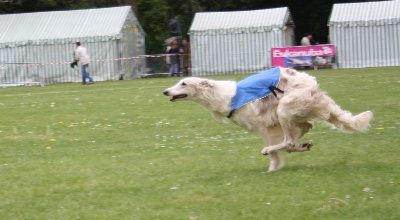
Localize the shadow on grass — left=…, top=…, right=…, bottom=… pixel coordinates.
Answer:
left=241, top=158, right=390, bottom=177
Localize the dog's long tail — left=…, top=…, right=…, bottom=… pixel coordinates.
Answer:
left=327, top=101, right=373, bottom=133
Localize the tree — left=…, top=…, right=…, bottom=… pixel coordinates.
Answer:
left=137, top=0, right=170, bottom=53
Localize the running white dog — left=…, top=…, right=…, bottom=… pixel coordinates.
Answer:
left=163, top=67, right=373, bottom=172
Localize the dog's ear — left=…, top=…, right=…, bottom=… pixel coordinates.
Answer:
left=198, top=79, right=214, bottom=88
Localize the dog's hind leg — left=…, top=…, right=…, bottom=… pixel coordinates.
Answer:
left=287, top=122, right=313, bottom=153
left=296, top=122, right=313, bottom=140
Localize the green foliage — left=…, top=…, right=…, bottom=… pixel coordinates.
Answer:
left=0, top=67, right=399, bottom=219
left=137, top=0, right=170, bottom=53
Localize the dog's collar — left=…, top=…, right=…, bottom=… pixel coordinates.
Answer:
left=226, top=68, right=282, bottom=118
left=227, top=110, right=234, bottom=118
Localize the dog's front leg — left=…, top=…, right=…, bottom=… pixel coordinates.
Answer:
left=259, top=126, right=285, bottom=172
left=268, top=152, right=284, bottom=172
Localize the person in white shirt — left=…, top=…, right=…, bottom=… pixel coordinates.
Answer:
left=300, top=34, right=313, bottom=46
left=75, top=42, right=94, bottom=85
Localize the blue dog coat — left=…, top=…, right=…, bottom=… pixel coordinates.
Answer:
left=228, top=67, right=281, bottom=118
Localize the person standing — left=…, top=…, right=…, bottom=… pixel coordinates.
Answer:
left=300, top=34, right=314, bottom=69
left=300, top=33, right=313, bottom=46
left=168, top=17, right=181, bottom=37
left=167, top=41, right=181, bottom=77
left=75, top=41, right=94, bottom=85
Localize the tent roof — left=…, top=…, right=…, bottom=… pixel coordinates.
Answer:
left=329, top=0, right=400, bottom=27
left=0, top=6, right=143, bottom=45
left=189, top=7, right=293, bottom=35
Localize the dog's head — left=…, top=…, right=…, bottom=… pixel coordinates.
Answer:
left=163, top=77, right=214, bottom=102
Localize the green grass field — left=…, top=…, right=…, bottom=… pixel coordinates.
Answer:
left=1, top=67, right=399, bottom=219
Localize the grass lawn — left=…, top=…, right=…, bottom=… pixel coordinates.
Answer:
left=0, top=67, right=399, bottom=219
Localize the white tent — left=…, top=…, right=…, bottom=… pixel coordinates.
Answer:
left=0, top=6, right=145, bottom=86
left=189, top=7, right=295, bottom=76
left=328, top=0, right=400, bottom=68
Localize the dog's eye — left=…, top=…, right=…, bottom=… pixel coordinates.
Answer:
left=181, top=82, right=186, bottom=86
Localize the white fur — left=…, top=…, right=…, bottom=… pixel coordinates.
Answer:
left=163, top=67, right=373, bottom=172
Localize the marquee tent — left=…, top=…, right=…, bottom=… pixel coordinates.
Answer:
left=328, top=0, right=400, bottom=68
left=0, top=6, right=145, bottom=86
left=189, top=7, right=295, bottom=76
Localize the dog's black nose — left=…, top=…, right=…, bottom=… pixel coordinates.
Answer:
left=163, top=90, right=169, bottom=96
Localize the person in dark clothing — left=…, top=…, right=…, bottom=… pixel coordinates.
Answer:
left=168, top=41, right=181, bottom=77
left=168, top=17, right=181, bottom=37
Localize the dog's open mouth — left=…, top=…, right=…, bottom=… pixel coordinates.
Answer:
left=170, top=94, right=188, bottom=101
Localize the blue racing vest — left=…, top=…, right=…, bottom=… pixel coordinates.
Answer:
left=228, top=67, right=281, bottom=118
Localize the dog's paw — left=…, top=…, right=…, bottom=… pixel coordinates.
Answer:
left=261, top=147, right=271, bottom=155
left=286, top=142, right=313, bottom=153
left=301, top=142, right=313, bottom=150
left=267, top=167, right=278, bottom=172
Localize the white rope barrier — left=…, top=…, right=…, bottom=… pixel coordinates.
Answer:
left=0, top=54, right=189, bottom=67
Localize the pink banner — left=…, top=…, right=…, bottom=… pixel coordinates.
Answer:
left=271, top=44, right=335, bottom=67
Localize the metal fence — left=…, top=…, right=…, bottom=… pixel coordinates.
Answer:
left=0, top=53, right=191, bottom=87
left=144, top=54, right=190, bottom=77
left=0, top=58, right=144, bottom=87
